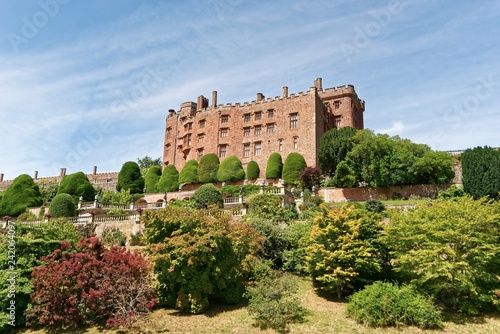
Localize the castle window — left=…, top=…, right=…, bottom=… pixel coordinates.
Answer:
left=198, top=133, right=205, bottom=143
left=254, top=142, right=262, bottom=156
left=199, top=119, right=205, bottom=128
left=187, top=134, right=192, bottom=146
left=166, top=127, right=172, bottom=140
left=293, top=137, right=298, bottom=149
left=221, top=115, right=229, bottom=123
left=243, top=127, right=251, bottom=137
left=165, top=144, right=171, bottom=155
left=254, top=125, right=262, bottom=135
left=334, top=100, right=340, bottom=109
left=244, top=114, right=251, bottom=122
left=221, top=128, right=229, bottom=137
left=244, top=144, right=250, bottom=157
left=279, top=140, right=283, bottom=152
left=255, top=111, right=262, bottom=121
left=334, top=115, right=341, bottom=128
left=290, top=113, right=298, bottom=128
left=267, top=123, right=274, bottom=133
left=268, top=109, right=274, bottom=118
left=198, top=148, right=204, bottom=158
left=219, top=145, right=227, bottom=158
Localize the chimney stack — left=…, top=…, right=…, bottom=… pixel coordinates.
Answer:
left=283, top=86, right=288, bottom=98
left=212, top=91, right=217, bottom=108
left=34, top=171, right=38, bottom=180
left=60, top=168, right=66, bottom=178
left=93, top=166, right=97, bottom=175
left=0, top=173, right=3, bottom=182
left=314, top=77, right=323, bottom=91
left=257, top=93, right=265, bottom=102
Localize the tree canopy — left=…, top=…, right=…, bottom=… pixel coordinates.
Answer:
left=318, top=126, right=357, bottom=176
left=137, top=156, right=162, bottom=176
left=116, top=161, right=145, bottom=194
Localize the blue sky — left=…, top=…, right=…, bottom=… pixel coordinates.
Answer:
left=1, top=0, right=499, bottom=180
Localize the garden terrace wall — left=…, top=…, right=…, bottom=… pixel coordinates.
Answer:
left=319, top=184, right=452, bottom=202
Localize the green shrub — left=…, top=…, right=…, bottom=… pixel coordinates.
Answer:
left=100, top=188, right=132, bottom=205
left=247, top=194, right=286, bottom=222
left=436, top=184, right=466, bottom=200
left=346, top=282, right=442, bottom=329
left=217, top=155, right=245, bottom=182
left=129, top=232, right=146, bottom=246
left=282, top=153, right=307, bottom=186
left=245, top=272, right=308, bottom=333
left=144, top=165, right=162, bottom=193
left=49, top=193, right=76, bottom=218
left=101, top=227, right=126, bottom=246
left=246, top=160, right=260, bottom=179
left=57, top=172, right=96, bottom=200
left=191, top=184, right=223, bottom=209
left=17, top=210, right=38, bottom=222
left=364, top=200, right=385, bottom=213
left=246, top=218, right=290, bottom=269
left=265, top=153, right=283, bottom=179
left=0, top=174, right=43, bottom=216
left=157, top=164, right=180, bottom=192
left=117, top=161, right=145, bottom=194
left=219, top=184, right=260, bottom=198
left=179, top=159, right=199, bottom=184
left=197, top=153, right=219, bottom=183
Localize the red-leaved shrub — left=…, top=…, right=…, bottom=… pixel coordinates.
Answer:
left=27, top=236, right=157, bottom=329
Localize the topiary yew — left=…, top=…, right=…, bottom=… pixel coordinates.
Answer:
left=198, top=153, right=219, bottom=183
left=217, top=155, right=245, bottom=182
left=246, top=160, right=260, bottom=179
left=49, top=193, right=76, bottom=218
left=117, top=161, right=145, bottom=194
left=157, top=164, right=180, bottom=192
left=57, top=172, right=95, bottom=201
left=144, top=165, right=162, bottom=193
left=191, top=183, right=223, bottom=209
left=265, top=153, right=283, bottom=179
left=282, top=153, right=307, bottom=185
left=179, top=159, right=199, bottom=184
left=0, top=174, right=43, bottom=216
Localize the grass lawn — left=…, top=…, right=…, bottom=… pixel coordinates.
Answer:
left=20, top=276, right=500, bottom=334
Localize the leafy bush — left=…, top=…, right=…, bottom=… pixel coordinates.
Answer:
left=219, top=184, right=260, bottom=198
left=129, top=232, right=146, bottom=246
left=436, top=184, right=465, bottom=200
left=116, top=161, right=145, bottom=194
left=144, top=207, right=262, bottom=313
left=282, top=221, right=313, bottom=274
left=157, top=164, right=180, bottom=192
left=99, top=188, right=132, bottom=205
left=332, top=161, right=356, bottom=188
left=246, top=160, right=260, bottom=179
left=299, top=167, right=322, bottom=190
left=246, top=218, right=290, bottom=269
left=306, top=205, right=383, bottom=297
left=346, top=282, right=442, bottom=329
left=49, top=193, right=76, bottom=218
left=17, top=210, right=38, bottom=222
left=197, top=153, right=219, bottom=183
left=191, top=184, right=223, bottom=209
left=179, top=159, right=199, bottom=184
left=217, top=155, right=245, bottom=182
left=384, top=197, right=500, bottom=315
left=318, top=126, right=357, bottom=176
left=265, top=153, right=283, bottom=179
left=101, top=227, right=126, bottom=246
left=57, top=172, right=95, bottom=200
left=0, top=221, right=79, bottom=330
left=0, top=174, right=43, bottom=217
left=27, top=237, right=157, bottom=329
left=247, top=194, right=286, bottom=222
left=364, top=200, right=385, bottom=213
left=144, top=165, right=162, bottom=193
left=245, top=272, right=308, bottom=333
left=282, top=153, right=307, bottom=186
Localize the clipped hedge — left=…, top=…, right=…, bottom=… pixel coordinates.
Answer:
left=217, top=155, right=245, bottom=182
left=191, top=183, right=223, bottom=209
left=282, top=153, right=307, bottom=185
left=57, top=172, right=95, bottom=200
left=246, top=160, right=260, bottom=179
left=144, top=165, right=162, bottom=193
left=179, top=159, right=199, bottom=184
left=198, top=153, right=219, bottom=183
left=0, top=174, right=43, bottom=216
left=49, top=193, right=76, bottom=218
left=157, top=165, right=180, bottom=192
left=265, top=153, right=283, bottom=179
left=117, top=161, right=145, bottom=194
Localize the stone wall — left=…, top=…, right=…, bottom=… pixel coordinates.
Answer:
left=319, top=184, right=452, bottom=202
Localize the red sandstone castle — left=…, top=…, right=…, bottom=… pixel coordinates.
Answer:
left=163, top=78, right=365, bottom=177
